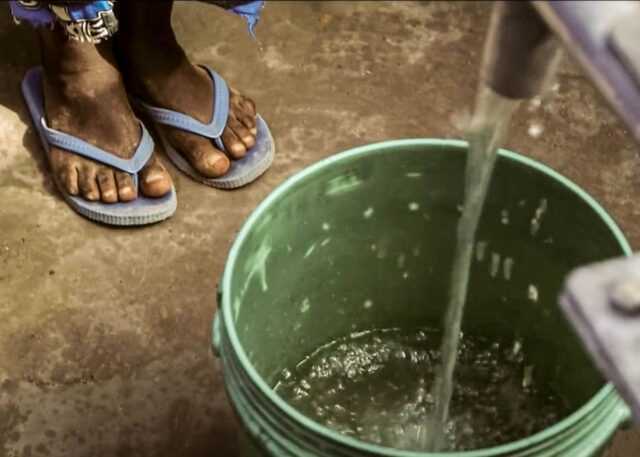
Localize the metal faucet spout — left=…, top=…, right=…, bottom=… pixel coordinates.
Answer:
left=482, top=1, right=559, bottom=100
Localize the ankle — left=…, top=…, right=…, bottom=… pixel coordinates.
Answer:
left=117, top=32, right=187, bottom=72
left=115, top=0, right=176, bottom=48
left=39, top=27, right=121, bottom=83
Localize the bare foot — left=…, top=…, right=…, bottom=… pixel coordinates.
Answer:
left=115, top=0, right=258, bottom=179
left=39, top=26, right=172, bottom=203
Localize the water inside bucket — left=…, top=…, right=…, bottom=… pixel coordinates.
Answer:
left=274, top=327, right=570, bottom=452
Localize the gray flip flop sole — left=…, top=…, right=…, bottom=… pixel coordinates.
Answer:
left=22, top=67, right=177, bottom=226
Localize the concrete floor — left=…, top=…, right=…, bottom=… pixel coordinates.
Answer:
left=1, top=1, right=639, bottom=456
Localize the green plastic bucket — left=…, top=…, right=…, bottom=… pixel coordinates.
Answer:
left=213, top=139, right=632, bottom=456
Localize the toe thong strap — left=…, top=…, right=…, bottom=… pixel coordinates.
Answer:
left=136, top=66, right=230, bottom=150
left=41, top=118, right=154, bottom=175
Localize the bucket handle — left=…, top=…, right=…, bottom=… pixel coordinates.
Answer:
left=211, top=283, right=224, bottom=357
left=212, top=312, right=222, bottom=357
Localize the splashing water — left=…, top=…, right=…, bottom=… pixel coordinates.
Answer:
left=274, top=328, right=569, bottom=452
left=427, top=86, right=521, bottom=450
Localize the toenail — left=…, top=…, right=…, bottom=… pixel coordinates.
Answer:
left=250, top=127, right=257, bottom=135
left=144, top=172, right=164, bottom=184
left=206, top=155, right=229, bottom=175
left=208, top=154, right=226, bottom=166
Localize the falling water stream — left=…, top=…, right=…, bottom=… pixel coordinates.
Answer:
left=427, top=86, right=521, bottom=450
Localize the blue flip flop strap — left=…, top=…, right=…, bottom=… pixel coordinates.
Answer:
left=137, top=66, right=230, bottom=144
left=41, top=118, right=154, bottom=174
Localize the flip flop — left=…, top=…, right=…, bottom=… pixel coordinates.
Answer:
left=135, top=65, right=275, bottom=189
left=21, top=67, right=177, bottom=226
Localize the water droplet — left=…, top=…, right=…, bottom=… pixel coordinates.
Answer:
left=363, top=207, right=374, bottom=219
left=530, top=198, right=548, bottom=236
left=523, top=365, right=535, bottom=389
left=408, top=202, right=420, bottom=212
left=364, top=300, right=373, bottom=309
left=490, top=252, right=501, bottom=278
left=512, top=339, right=522, bottom=357
left=528, top=96, right=542, bottom=111
left=476, top=241, right=487, bottom=262
left=528, top=122, right=544, bottom=138
left=501, top=209, right=510, bottom=225
left=397, top=254, right=406, bottom=269
left=304, top=243, right=316, bottom=258
left=503, top=257, right=514, bottom=280
left=256, top=38, right=266, bottom=55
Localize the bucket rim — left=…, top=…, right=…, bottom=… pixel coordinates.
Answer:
left=219, top=138, right=632, bottom=456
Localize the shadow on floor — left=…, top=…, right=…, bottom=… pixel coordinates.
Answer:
left=0, top=6, right=57, bottom=196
